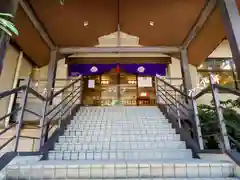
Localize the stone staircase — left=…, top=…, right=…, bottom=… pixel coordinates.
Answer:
left=1, top=106, right=239, bottom=179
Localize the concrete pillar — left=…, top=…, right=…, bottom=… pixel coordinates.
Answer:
left=219, top=0, right=240, bottom=80
left=0, top=0, right=19, bottom=74
left=46, top=50, right=58, bottom=98
left=43, top=50, right=58, bottom=143
left=180, top=49, right=192, bottom=95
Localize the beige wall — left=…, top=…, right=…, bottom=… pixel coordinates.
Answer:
left=19, top=56, right=33, bottom=78
left=0, top=46, right=19, bottom=122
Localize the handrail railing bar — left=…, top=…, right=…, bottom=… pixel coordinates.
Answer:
left=156, top=94, right=178, bottom=115
left=156, top=77, right=190, bottom=99
left=45, top=86, right=81, bottom=116
left=156, top=90, right=178, bottom=109
left=46, top=122, right=57, bottom=133
left=225, top=123, right=240, bottom=134
left=216, top=84, right=240, bottom=97
left=0, top=135, right=15, bottom=150
left=209, top=75, right=231, bottom=151
left=200, top=120, right=219, bottom=126
left=157, top=90, right=189, bottom=117
left=14, top=76, right=31, bottom=152
left=48, top=78, right=81, bottom=101
left=25, top=108, right=42, bottom=118
left=43, top=93, right=81, bottom=142
left=227, top=135, right=240, bottom=149
left=0, top=122, right=17, bottom=136
left=161, top=77, right=183, bottom=80
left=194, top=87, right=212, bottom=99
left=0, top=107, right=21, bottom=122
left=20, top=135, right=40, bottom=139
left=157, top=85, right=190, bottom=111
left=28, top=88, right=45, bottom=101
left=60, top=94, right=81, bottom=118
left=32, top=78, right=78, bottom=81
left=0, top=85, right=26, bottom=99
left=202, top=133, right=221, bottom=137
left=45, top=90, right=81, bottom=124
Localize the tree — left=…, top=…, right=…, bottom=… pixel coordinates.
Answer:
left=198, top=99, right=240, bottom=150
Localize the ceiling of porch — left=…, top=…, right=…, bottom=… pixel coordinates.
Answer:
left=11, top=0, right=239, bottom=67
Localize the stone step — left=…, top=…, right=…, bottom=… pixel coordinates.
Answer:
left=63, top=131, right=179, bottom=137
left=70, top=120, right=170, bottom=124
left=72, top=120, right=169, bottom=123
left=48, top=149, right=192, bottom=160
left=2, top=160, right=235, bottom=179
left=64, top=130, right=176, bottom=135
left=58, top=135, right=181, bottom=142
left=67, top=124, right=172, bottom=128
left=67, top=126, right=172, bottom=129
left=73, top=115, right=166, bottom=118
left=54, top=141, right=186, bottom=151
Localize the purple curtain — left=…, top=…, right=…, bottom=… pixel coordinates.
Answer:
left=120, top=64, right=166, bottom=76
left=68, top=63, right=167, bottom=76
left=68, top=64, right=116, bottom=76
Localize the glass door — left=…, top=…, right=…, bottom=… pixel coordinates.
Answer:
left=119, top=71, right=137, bottom=106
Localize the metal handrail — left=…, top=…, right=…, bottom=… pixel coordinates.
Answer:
left=155, top=76, right=204, bottom=150
left=0, top=75, right=83, bottom=152
left=39, top=76, right=83, bottom=148
left=156, top=74, right=240, bottom=162
left=0, top=85, right=26, bottom=99
left=157, top=77, right=190, bottom=99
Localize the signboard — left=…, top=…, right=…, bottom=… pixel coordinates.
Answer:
left=138, top=77, right=152, bottom=87
left=88, top=80, right=95, bottom=88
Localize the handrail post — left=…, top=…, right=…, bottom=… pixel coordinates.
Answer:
left=70, top=81, right=74, bottom=115
left=80, top=77, right=83, bottom=105
left=59, top=90, right=64, bottom=128
left=43, top=88, right=55, bottom=144
left=176, top=102, right=181, bottom=128
left=191, top=96, right=204, bottom=150
left=14, top=75, right=31, bottom=152
left=155, top=76, right=158, bottom=104
left=209, top=74, right=231, bottom=151
left=39, top=98, right=48, bottom=149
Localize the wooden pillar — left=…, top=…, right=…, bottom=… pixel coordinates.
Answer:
left=180, top=49, right=192, bottom=95
left=219, top=0, right=240, bottom=81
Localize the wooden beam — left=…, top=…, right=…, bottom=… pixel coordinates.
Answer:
left=19, top=0, right=55, bottom=50
left=59, top=46, right=181, bottom=54
left=183, top=0, right=217, bottom=48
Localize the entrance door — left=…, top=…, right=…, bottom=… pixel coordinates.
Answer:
left=119, top=71, right=137, bottom=106
left=81, top=68, right=156, bottom=106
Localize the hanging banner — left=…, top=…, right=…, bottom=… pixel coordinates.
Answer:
left=68, top=64, right=167, bottom=76
left=88, top=80, right=95, bottom=88
left=138, top=77, right=152, bottom=87
left=120, top=64, right=166, bottom=76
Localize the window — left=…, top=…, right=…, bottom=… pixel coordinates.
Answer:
left=198, top=58, right=238, bottom=90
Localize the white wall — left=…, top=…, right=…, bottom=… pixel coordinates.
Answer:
left=19, top=56, right=32, bottom=78
left=32, top=58, right=68, bottom=93
left=209, top=40, right=232, bottom=58
left=196, top=40, right=238, bottom=105
left=168, top=57, right=199, bottom=89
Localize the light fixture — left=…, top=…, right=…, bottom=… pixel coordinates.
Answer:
left=84, top=21, right=89, bottom=27
left=101, top=80, right=109, bottom=85
left=149, top=21, right=154, bottom=26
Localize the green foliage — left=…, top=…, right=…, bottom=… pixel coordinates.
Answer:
left=198, top=99, right=240, bottom=149
left=0, top=13, right=18, bottom=36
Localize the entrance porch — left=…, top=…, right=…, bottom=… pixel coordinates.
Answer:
left=69, top=63, right=167, bottom=106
